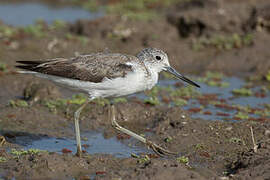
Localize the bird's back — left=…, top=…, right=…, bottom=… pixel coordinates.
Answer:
left=16, top=53, right=144, bottom=83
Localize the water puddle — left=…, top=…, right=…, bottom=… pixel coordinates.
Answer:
left=11, top=132, right=149, bottom=158
left=134, top=76, right=270, bottom=122
left=0, top=2, right=102, bottom=26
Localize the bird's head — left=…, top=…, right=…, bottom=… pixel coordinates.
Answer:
left=137, top=48, right=200, bottom=88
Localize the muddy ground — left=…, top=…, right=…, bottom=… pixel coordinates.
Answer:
left=0, top=0, right=270, bottom=179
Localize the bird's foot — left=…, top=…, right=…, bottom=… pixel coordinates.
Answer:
left=146, top=140, right=177, bottom=157
left=75, top=146, right=82, bottom=157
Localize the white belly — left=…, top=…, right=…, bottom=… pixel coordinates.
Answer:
left=24, top=70, right=158, bottom=99
left=87, top=70, right=158, bottom=98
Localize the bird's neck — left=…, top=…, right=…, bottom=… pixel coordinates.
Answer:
left=142, top=65, right=159, bottom=90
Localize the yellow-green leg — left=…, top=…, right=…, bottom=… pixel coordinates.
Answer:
left=109, top=104, right=177, bottom=156
left=74, top=99, right=89, bottom=157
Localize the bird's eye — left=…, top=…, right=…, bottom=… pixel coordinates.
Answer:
left=155, top=56, right=161, bottom=60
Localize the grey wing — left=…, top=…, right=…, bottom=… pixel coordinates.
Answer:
left=16, top=53, right=137, bottom=83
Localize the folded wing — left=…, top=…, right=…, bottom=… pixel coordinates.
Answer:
left=16, top=53, right=135, bottom=83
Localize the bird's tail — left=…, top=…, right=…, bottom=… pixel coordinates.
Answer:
left=16, top=61, right=43, bottom=71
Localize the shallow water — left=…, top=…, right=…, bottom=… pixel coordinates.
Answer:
left=143, top=77, right=270, bottom=121
left=12, top=132, right=149, bottom=157
left=0, top=2, right=102, bottom=26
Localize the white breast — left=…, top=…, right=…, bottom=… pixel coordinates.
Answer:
left=87, top=68, right=158, bottom=98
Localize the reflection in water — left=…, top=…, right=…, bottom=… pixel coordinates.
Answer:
left=0, top=2, right=103, bottom=26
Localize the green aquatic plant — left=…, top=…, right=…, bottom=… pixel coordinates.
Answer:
left=229, top=137, right=243, bottom=145
left=254, top=108, right=270, bottom=117
left=131, top=153, right=140, bottom=158
left=176, top=156, right=189, bottom=164
left=161, top=86, right=173, bottom=93
left=109, top=4, right=156, bottom=21
left=265, top=70, right=270, bottom=82
left=78, top=36, right=89, bottom=45
left=105, top=0, right=179, bottom=20
left=92, top=98, right=110, bottom=106
left=23, top=24, right=45, bottom=38
left=234, top=112, right=249, bottom=120
left=69, top=94, right=87, bottom=105
left=232, top=88, right=252, bottom=96
left=144, top=96, right=160, bottom=105
left=9, top=100, right=28, bottom=108
left=137, top=155, right=150, bottom=164
left=43, top=98, right=67, bottom=113
left=11, top=149, right=47, bottom=158
left=170, top=86, right=200, bottom=98
left=173, top=98, right=188, bottom=106
left=195, top=71, right=230, bottom=88
left=145, top=86, right=160, bottom=97
left=65, top=33, right=74, bottom=40
left=0, top=157, right=7, bottom=163
left=194, top=143, right=205, bottom=150
left=205, top=71, right=224, bottom=79
left=52, top=19, right=66, bottom=29
left=207, top=80, right=229, bottom=88
left=164, top=136, right=173, bottom=143
left=0, top=26, right=17, bottom=38
left=192, top=33, right=253, bottom=51
left=0, top=63, right=7, bottom=72
left=113, top=97, right=127, bottom=104
left=43, top=94, right=88, bottom=112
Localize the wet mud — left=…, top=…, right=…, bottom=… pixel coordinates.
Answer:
left=0, top=0, right=270, bottom=179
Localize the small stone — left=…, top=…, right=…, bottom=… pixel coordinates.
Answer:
left=265, top=130, right=270, bottom=137
left=181, top=114, right=186, bottom=119
left=219, top=177, right=229, bottom=180
left=225, top=126, right=233, bottom=131
left=8, top=41, right=20, bottom=50
left=23, top=80, right=60, bottom=103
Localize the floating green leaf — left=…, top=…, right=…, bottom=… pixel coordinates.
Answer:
left=235, top=112, right=249, bottom=120
left=174, top=98, right=188, bottom=106
left=232, top=88, right=252, bottom=96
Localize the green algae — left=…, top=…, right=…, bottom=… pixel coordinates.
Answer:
left=9, top=100, right=28, bottom=108
left=232, top=88, right=253, bottom=96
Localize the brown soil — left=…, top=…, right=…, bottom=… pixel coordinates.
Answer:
left=0, top=0, right=270, bottom=179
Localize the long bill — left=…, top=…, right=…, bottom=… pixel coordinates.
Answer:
left=164, top=66, right=200, bottom=88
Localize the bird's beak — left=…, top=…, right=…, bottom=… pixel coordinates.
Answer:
left=164, top=66, right=200, bottom=88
